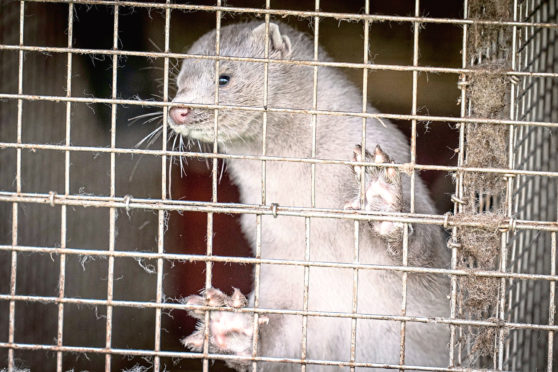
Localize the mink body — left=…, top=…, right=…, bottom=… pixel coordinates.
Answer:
left=169, top=21, right=450, bottom=371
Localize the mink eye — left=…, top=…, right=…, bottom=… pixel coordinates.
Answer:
left=218, top=74, right=230, bottom=87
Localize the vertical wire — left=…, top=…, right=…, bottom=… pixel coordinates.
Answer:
left=547, top=231, right=556, bottom=372
left=251, top=5, right=272, bottom=370
left=56, top=3, right=74, bottom=371
left=449, top=0, right=469, bottom=366
left=350, top=1, right=370, bottom=369
left=105, top=4, right=119, bottom=371
left=535, top=9, right=549, bottom=362
left=506, top=138, right=521, bottom=365
left=8, top=1, right=25, bottom=371
left=398, top=0, right=421, bottom=368
left=302, top=2, right=320, bottom=369
left=496, top=0, right=520, bottom=369
left=310, top=0, right=319, bottom=210
left=153, top=2, right=171, bottom=371
left=252, top=210, right=262, bottom=372
left=547, top=6, right=558, bottom=370
left=301, top=214, right=310, bottom=372
left=518, top=2, right=533, bottom=364
left=350, top=220, right=359, bottom=371
left=506, top=2, right=524, bottom=358
left=510, top=4, right=526, bottom=367
left=202, top=3, right=222, bottom=371
left=529, top=2, right=542, bottom=367
left=260, top=13, right=269, bottom=208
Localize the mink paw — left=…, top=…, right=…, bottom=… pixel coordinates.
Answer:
left=346, top=145, right=406, bottom=250
left=181, top=288, right=268, bottom=369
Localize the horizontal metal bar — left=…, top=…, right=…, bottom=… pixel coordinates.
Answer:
left=1, top=293, right=557, bottom=332
left=0, top=93, right=557, bottom=129
left=19, top=0, right=558, bottom=30
left=2, top=243, right=558, bottom=282
left=0, top=342, right=509, bottom=372
left=1, top=142, right=558, bottom=179
left=1, top=44, right=558, bottom=79
left=0, top=191, right=557, bottom=232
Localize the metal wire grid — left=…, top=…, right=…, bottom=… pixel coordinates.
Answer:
left=503, top=0, right=558, bottom=370
left=451, top=0, right=558, bottom=370
left=0, top=0, right=557, bottom=371
left=454, top=0, right=518, bottom=367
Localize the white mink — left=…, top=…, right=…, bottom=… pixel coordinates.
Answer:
left=169, top=21, right=450, bottom=371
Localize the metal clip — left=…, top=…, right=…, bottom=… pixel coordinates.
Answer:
left=123, top=195, right=133, bottom=216
left=451, top=194, right=467, bottom=205
left=498, top=217, right=516, bottom=233
left=270, top=203, right=279, bottom=218
left=447, top=237, right=462, bottom=250
left=48, top=191, right=57, bottom=207
left=443, top=212, right=452, bottom=229
left=508, top=75, right=520, bottom=85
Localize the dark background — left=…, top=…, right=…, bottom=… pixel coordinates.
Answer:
left=0, top=0, right=463, bottom=370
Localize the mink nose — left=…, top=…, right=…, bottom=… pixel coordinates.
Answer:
left=169, top=106, right=191, bottom=125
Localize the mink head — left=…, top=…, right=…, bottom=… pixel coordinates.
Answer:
left=169, top=21, right=315, bottom=144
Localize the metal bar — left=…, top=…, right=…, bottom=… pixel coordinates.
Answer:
left=2, top=190, right=558, bottom=232
left=496, top=0, right=520, bottom=367
left=13, top=0, right=558, bottom=30
left=1, top=92, right=558, bottom=129
left=350, top=0, right=370, bottom=368
left=449, top=0, right=469, bottom=366
left=198, top=5, right=222, bottom=371
left=507, top=5, right=528, bottom=363
left=55, top=3, right=73, bottom=371
left=152, top=1, right=171, bottom=371
left=3, top=142, right=558, bottom=179
left=398, top=0, right=421, bottom=367
left=546, top=4, right=558, bottom=368
left=104, top=4, right=119, bottom=370
left=548, top=231, right=557, bottom=372
left=253, top=212, right=263, bottom=372
left=3, top=43, right=558, bottom=79
left=5, top=244, right=558, bottom=283
left=0, top=342, right=516, bottom=372
left=7, top=2, right=25, bottom=371
left=0, top=295, right=556, bottom=331
left=251, top=6, right=271, bottom=371
left=300, top=1, right=320, bottom=368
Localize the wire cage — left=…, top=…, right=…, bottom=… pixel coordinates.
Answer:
left=0, top=0, right=557, bottom=371
left=501, top=0, right=558, bottom=370
left=451, top=0, right=558, bottom=370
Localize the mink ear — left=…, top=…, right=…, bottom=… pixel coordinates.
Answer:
left=252, top=22, right=292, bottom=58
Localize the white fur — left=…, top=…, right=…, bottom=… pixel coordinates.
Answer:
left=171, top=21, right=450, bottom=371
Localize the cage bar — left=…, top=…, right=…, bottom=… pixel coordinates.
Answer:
left=0, top=0, right=556, bottom=371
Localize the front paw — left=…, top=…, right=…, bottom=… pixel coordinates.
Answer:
left=348, top=145, right=406, bottom=249
left=182, top=288, right=268, bottom=368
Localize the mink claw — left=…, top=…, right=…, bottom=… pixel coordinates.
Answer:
left=181, top=287, right=264, bottom=365
left=181, top=329, right=204, bottom=350
left=346, top=145, right=405, bottom=248
left=226, top=287, right=248, bottom=308
left=373, top=145, right=400, bottom=185
left=183, top=287, right=229, bottom=320
left=203, top=287, right=227, bottom=306
left=351, top=144, right=373, bottom=182
left=183, top=294, right=207, bottom=320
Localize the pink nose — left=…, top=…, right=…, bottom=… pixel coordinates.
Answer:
left=169, top=107, right=191, bottom=125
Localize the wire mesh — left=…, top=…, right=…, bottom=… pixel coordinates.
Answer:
left=503, top=0, right=558, bottom=371
left=453, top=0, right=558, bottom=370
left=0, top=0, right=557, bottom=371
